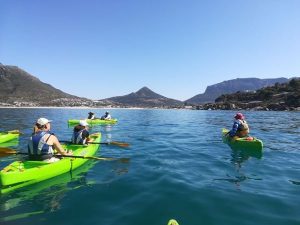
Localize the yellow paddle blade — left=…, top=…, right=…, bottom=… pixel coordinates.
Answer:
left=0, top=147, right=18, bottom=157
left=109, top=141, right=130, bottom=147
left=0, top=147, right=16, bottom=153
left=7, top=130, right=23, bottom=135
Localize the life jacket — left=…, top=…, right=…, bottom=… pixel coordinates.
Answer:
left=102, top=114, right=111, bottom=120
left=88, top=115, right=95, bottom=119
left=72, top=128, right=87, bottom=144
left=28, top=131, right=54, bottom=160
left=238, top=119, right=249, bottom=131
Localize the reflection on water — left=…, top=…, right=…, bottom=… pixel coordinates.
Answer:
left=103, top=125, right=113, bottom=142
left=0, top=158, right=130, bottom=223
left=213, top=143, right=263, bottom=189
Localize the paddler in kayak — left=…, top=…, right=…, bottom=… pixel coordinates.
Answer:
left=71, top=120, right=90, bottom=145
left=28, top=117, right=73, bottom=162
left=101, top=111, right=112, bottom=120
left=87, top=112, right=95, bottom=119
left=228, top=113, right=250, bottom=139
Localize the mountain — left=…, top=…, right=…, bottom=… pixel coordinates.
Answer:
left=97, top=87, right=183, bottom=108
left=203, top=78, right=300, bottom=111
left=0, top=64, right=91, bottom=106
left=185, top=78, right=289, bottom=104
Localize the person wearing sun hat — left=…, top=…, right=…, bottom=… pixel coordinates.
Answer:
left=229, top=112, right=250, bottom=139
left=71, top=120, right=90, bottom=144
left=28, top=117, right=73, bottom=162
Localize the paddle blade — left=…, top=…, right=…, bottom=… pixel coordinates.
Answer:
left=83, top=156, right=130, bottom=162
left=7, top=130, right=23, bottom=135
left=109, top=141, right=130, bottom=148
left=93, top=157, right=130, bottom=163
left=85, top=141, right=130, bottom=148
left=0, top=147, right=17, bottom=157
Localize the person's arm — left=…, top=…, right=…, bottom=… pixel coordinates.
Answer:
left=51, top=136, right=73, bottom=155
left=82, top=130, right=90, bottom=142
left=229, top=121, right=239, bottom=137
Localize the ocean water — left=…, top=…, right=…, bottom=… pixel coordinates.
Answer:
left=0, top=108, right=299, bottom=225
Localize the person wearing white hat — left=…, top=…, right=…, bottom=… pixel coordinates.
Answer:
left=28, top=117, right=72, bottom=162
left=71, top=120, right=90, bottom=144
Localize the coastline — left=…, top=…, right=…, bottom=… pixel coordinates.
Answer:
left=0, top=106, right=299, bottom=111
left=0, top=106, right=157, bottom=110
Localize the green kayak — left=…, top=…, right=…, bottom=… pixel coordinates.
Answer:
left=0, top=131, right=19, bottom=144
left=0, top=133, right=101, bottom=194
left=68, top=118, right=118, bottom=126
left=222, top=128, right=263, bottom=151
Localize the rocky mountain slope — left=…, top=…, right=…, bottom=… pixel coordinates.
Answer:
left=186, top=78, right=289, bottom=104
left=0, top=64, right=91, bottom=106
left=200, top=78, right=300, bottom=111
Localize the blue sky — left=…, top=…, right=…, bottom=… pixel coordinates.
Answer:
left=1, top=0, right=299, bottom=101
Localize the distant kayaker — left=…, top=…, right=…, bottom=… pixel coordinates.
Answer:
left=28, top=117, right=73, bottom=162
left=229, top=113, right=250, bottom=139
left=88, top=112, right=95, bottom=120
left=101, top=111, right=112, bottom=120
left=71, top=120, right=90, bottom=145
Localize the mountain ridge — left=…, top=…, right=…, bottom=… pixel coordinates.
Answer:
left=186, top=77, right=289, bottom=104
left=0, top=63, right=297, bottom=109
left=97, top=86, right=183, bottom=108
left=0, top=64, right=91, bottom=106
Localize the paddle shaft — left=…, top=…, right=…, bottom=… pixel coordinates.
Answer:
left=61, top=141, right=111, bottom=145
left=60, top=140, right=129, bottom=147
left=0, top=149, right=121, bottom=161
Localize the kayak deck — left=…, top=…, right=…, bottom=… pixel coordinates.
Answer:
left=0, top=133, right=101, bottom=194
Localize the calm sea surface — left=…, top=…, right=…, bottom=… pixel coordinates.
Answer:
left=0, top=108, right=299, bottom=225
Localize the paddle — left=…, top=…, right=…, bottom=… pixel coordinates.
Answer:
left=1, top=130, right=23, bottom=135
left=60, top=140, right=130, bottom=148
left=0, top=147, right=129, bottom=162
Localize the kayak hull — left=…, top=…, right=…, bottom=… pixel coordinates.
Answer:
left=0, top=133, right=101, bottom=194
left=68, top=118, right=118, bottom=125
left=0, top=132, right=19, bottom=143
left=222, top=128, right=263, bottom=151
